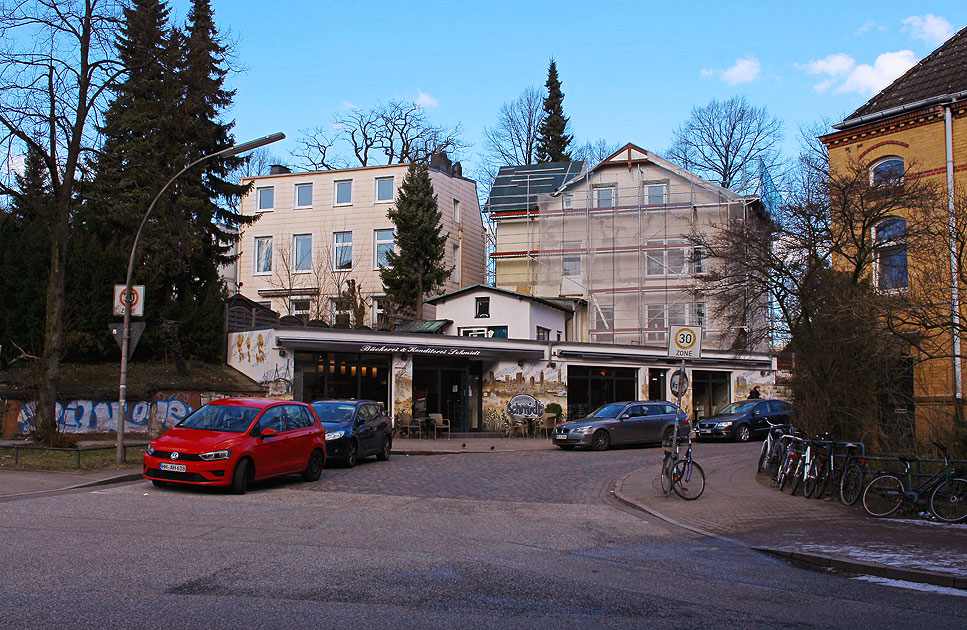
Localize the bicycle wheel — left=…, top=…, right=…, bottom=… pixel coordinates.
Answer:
left=930, top=477, right=967, bottom=523
left=803, top=459, right=821, bottom=498
left=839, top=463, right=864, bottom=506
left=672, top=459, right=705, bottom=500
left=862, top=475, right=904, bottom=517
left=811, top=458, right=830, bottom=500
left=788, top=457, right=804, bottom=496
left=757, top=440, right=770, bottom=473
left=660, top=454, right=674, bottom=494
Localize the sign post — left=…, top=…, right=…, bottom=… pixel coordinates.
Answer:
left=667, top=326, right=702, bottom=452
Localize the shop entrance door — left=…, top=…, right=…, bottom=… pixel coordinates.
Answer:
left=691, top=370, right=731, bottom=420
left=648, top=368, right=667, bottom=401
left=413, top=359, right=472, bottom=432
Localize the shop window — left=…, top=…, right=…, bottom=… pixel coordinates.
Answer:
left=475, top=297, right=490, bottom=318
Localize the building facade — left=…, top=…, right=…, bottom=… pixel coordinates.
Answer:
left=234, top=157, right=486, bottom=325
left=821, top=25, right=967, bottom=440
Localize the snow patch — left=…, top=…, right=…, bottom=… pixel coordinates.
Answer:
left=853, top=575, right=967, bottom=597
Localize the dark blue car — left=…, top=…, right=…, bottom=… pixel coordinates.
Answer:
left=310, top=400, right=393, bottom=467
left=695, top=399, right=794, bottom=442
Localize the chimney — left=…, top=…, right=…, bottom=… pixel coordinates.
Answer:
left=453, top=162, right=463, bottom=178
left=429, top=151, right=452, bottom=176
left=269, top=164, right=291, bottom=175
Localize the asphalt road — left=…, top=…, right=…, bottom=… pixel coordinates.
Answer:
left=1, top=442, right=965, bottom=629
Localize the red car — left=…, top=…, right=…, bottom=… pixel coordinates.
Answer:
left=143, top=398, right=326, bottom=494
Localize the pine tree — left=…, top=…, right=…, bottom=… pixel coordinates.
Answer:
left=380, top=164, right=453, bottom=319
left=535, top=59, right=573, bottom=163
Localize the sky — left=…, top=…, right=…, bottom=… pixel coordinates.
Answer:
left=171, top=1, right=966, bottom=178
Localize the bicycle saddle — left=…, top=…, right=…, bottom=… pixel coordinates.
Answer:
left=898, top=455, right=918, bottom=463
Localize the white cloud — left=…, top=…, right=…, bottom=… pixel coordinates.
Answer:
left=340, top=100, right=357, bottom=110
left=856, top=21, right=879, bottom=36
left=414, top=90, right=438, bottom=109
left=803, top=53, right=856, bottom=78
left=835, top=50, right=918, bottom=96
left=700, top=68, right=716, bottom=78
left=721, top=56, right=761, bottom=85
left=903, top=14, right=954, bottom=46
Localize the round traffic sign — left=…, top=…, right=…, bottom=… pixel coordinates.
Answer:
left=670, top=368, right=689, bottom=397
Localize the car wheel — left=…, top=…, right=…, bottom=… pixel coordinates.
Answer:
left=736, top=425, right=751, bottom=442
left=151, top=479, right=168, bottom=488
left=662, top=426, right=675, bottom=445
left=376, top=435, right=392, bottom=461
left=591, top=430, right=610, bottom=451
left=558, top=444, right=575, bottom=450
left=231, top=458, right=251, bottom=495
left=344, top=440, right=358, bottom=468
left=302, top=449, right=324, bottom=482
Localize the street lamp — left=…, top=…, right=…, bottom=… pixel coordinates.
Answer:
left=116, top=132, right=285, bottom=463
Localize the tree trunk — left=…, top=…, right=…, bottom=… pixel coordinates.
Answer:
left=415, top=274, right=423, bottom=320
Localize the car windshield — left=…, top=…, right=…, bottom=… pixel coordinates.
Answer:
left=176, top=405, right=258, bottom=433
left=715, top=401, right=758, bottom=415
left=589, top=404, right=626, bottom=418
left=311, top=402, right=357, bottom=423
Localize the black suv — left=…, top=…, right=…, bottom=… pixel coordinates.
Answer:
left=695, top=399, right=793, bottom=442
left=310, top=400, right=392, bottom=467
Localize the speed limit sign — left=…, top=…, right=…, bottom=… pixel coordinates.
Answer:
left=667, top=325, right=702, bottom=359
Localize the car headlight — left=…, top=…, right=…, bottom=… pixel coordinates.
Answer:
left=717, top=422, right=733, bottom=428
left=146, top=444, right=155, bottom=456
left=199, top=449, right=231, bottom=461
left=325, top=430, right=345, bottom=441
left=574, top=426, right=594, bottom=434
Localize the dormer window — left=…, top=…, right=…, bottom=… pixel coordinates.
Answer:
left=871, top=157, right=904, bottom=186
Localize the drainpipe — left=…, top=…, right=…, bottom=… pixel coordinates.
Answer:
left=945, top=104, right=962, bottom=400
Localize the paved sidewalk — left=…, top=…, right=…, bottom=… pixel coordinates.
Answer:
left=613, top=441, right=967, bottom=589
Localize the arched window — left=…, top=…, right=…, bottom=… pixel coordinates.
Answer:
left=871, top=157, right=904, bottom=186
left=874, top=217, right=907, bottom=291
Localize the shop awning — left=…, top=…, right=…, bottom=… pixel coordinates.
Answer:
left=276, top=337, right=546, bottom=360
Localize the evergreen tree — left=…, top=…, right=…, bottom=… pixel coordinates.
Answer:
left=535, top=59, right=572, bottom=163
left=0, top=145, right=51, bottom=364
left=380, top=164, right=452, bottom=319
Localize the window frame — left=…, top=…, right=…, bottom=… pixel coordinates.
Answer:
left=536, top=326, right=550, bottom=341
left=562, top=241, right=582, bottom=277
left=870, top=156, right=905, bottom=187
left=292, top=233, right=312, bottom=273
left=254, top=235, right=273, bottom=275
left=873, top=217, right=908, bottom=292
left=595, top=185, right=616, bottom=209
left=333, top=231, right=353, bottom=271
left=646, top=241, right=665, bottom=275
left=373, top=228, right=395, bottom=270
left=475, top=296, right=490, bottom=318
left=294, top=182, right=313, bottom=209
left=374, top=176, right=394, bottom=203
left=334, top=179, right=353, bottom=206
left=256, top=186, right=274, bottom=212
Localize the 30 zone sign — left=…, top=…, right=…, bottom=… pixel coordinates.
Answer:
left=667, top=325, right=702, bottom=359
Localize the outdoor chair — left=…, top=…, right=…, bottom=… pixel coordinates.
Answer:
left=534, top=412, right=556, bottom=438
left=396, top=412, right=420, bottom=439
left=507, top=418, right=528, bottom=438
left=429, top=413, right=450, bottom=439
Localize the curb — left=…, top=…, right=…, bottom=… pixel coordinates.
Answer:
left=610, top=467, right=725, bottom=540
left=753, top=546, right=967, bottom=590
left=0, top=470, right=143, bottom=500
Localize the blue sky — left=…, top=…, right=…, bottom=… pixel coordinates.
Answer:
left=171, top=1, right=966, bottom=172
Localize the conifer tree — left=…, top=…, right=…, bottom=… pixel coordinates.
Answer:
left=380, top=164, right=453, bottom=319
left=535, top=59, right=573, bottom=163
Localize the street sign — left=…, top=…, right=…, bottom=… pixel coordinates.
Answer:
left=110, top=322, right=146, bottom=359
left=113, top=285, right=145, bottom=317
left=670, top=368, right=689, bottom=397
left=667, top=325, right=702, bottom=359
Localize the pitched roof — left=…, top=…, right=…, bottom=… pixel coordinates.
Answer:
left=844, top=25, right=967, bottom=123
left=484, top=161, right=585, bottom=213
left=425, top=284, right=573, bottom=312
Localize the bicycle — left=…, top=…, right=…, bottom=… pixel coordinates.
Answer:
left=660, top=431, right=705, bottom=500
left=757, top=420, right=791, bottom=475
left=802, top=434, right=832, bottom=499
left=776, top=433, right=805, bottom=491
left=836, top=443, right=866, bottom=506
left=862, top=442, right=967, bottom=522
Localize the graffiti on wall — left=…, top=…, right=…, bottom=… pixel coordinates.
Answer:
left=228, top=330, right=291, bottom=396
left=16, top=397, right=195, bottom=434
left=482, top=361, right=565, bottom=431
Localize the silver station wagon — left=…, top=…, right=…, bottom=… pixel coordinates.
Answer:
left=553, top=401, right=689, bottom=451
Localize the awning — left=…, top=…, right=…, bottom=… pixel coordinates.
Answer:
left=276, top=337, right=546, bottom=360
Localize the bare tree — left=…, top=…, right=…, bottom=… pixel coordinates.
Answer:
left=572, top=138, right=619, bottom=167
left=481, top=86, right=544, bottom=168
left=0, top=0, right=123, bottom=443
left=666, top=96, right=783, bottom=194
left=293, top=99, right=466, bottom=170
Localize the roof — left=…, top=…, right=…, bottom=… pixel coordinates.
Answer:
left=843, top=25, right=967, bottom=123
left=425, top=284, right=574, bottom=312
left=484, top=161, right=585, bottom=213
left=394, top=319, right=451, bottom=334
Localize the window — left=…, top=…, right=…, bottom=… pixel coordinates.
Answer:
left=475, top=297, right=490, bottom=318
left=668, top=304, right=688, bottom=326
left=257, top=187, right=274, bottom=211
left=691, top=302, right=706, bottom=328
left=257, top=406, right=285, bottom=433
left=255, top=236, right=272, bottom=274
left=563, top=241, right=582, bottom=277
left=646, top=241, right=665, bottom=275
left=564, top=194, right=573, bottom=208
left=375, top=176, right=394, bottom=202
left=594, top=306, right=614, bottom=342
left=335, top=179, right=352, bottom=205
left=453, top=198, right=461, bottom=223
left=460, top=326, right=507, bottom=338
left=452, top=244, right=461, bottom=283
left=333, top=231, right=353, bottom=270
left=647, top=305, right=666, bottom=342
left=666, top=242, right=687, bottom=275
left=874, top=217, right=908, bottom=290
left=372, top=296, right=388, bottom=327
left=646, top=184, right=666, bottom=205
left=536, top=326, right=550, bottom=341
left=295, top=183, right=313, bottom=208
left=595, top=186, right=615, bottom=209
left=285, top=405, right=313, bottom=430
left=330, top=297, right=351, bottom=326
left=871, top=157, right=904, bottom=186
left=290, top=299, right=310, bottom=318
left=293, top=234, right=312, bottom=272
left=374, top=229, right=394, bottom=268
left=692, top=246, right=705, bottom=274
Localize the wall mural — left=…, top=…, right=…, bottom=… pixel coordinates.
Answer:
left=227, top=329, right=291, bottom=396
left=392, top=355, right=413, bottom=422
left=482, top=361, right=566, bottom=431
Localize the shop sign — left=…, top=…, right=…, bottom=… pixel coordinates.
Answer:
left=359, top=344, right=482, bottom=357
left=507, top=394, right=544, bottom=419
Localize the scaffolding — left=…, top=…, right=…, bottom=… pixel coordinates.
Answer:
left=486, top=155, right=754, bottom=351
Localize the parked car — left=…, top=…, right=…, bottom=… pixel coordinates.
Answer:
left=311, top=400, right=393, bottom=467
left=143, top=398, right=326, bottom=494
left=552, top=401, right=689, bottom=451
left=695, top=399, right=794, bottom=442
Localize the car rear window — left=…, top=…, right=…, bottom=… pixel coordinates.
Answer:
left=176, top=405, right=259, bottom=433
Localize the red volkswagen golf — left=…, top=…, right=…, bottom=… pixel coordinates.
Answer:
left=143, top=398, right=326, bottom=494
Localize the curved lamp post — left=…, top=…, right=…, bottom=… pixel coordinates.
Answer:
left=117, top=132, right=285, bottom=463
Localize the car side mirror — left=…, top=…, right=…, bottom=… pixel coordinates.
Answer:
left=260, top=428, right=279, bottom=438
left=620, top=413, right=630, bottom=420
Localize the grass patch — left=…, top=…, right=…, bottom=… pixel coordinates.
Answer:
left=0, top=444, right=147, bottom=470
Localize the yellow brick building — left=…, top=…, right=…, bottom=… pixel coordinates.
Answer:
left=821, top=26, right=967, bottom=441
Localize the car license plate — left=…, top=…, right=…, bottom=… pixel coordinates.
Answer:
left=159, top=462, right=186, bottom=472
